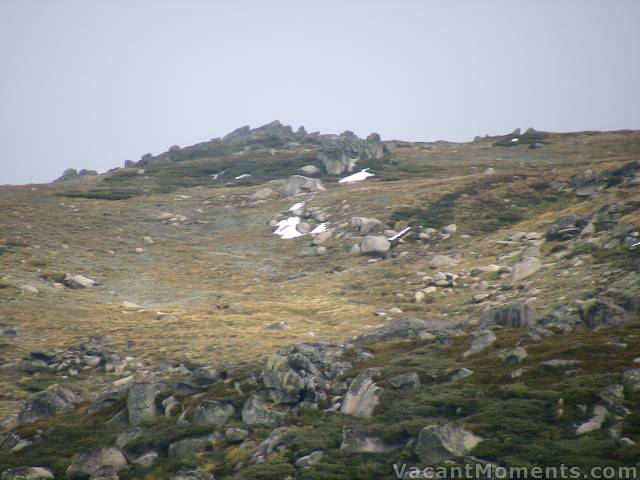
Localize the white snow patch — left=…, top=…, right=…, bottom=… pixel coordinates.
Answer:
left=631, top=241, right=640, bottom=249
left=510, top=138, right=519, bottom=143
left=338, top=168, right=375, bottom=183
left=235, top=173, right=251, bottom=180
left=311, top=223, right=329, bottom=234
left=210, top=170, right=226, bottom=180
left=273, top=216, right=305, bottom=239
left=289, top=202, right=305, bottom=212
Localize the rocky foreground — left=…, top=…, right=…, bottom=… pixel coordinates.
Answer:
left=0, top=123, right=639, bottom=478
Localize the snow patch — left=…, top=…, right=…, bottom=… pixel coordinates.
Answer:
left=289, top=202, right=305, bottom=212
left=235, top=173, right=251, bottom=180
left=273, top=216, right=305, bottom=239
left=311, top=223, right=329, bottom=234
left=338, top=168, right=375, bottom=183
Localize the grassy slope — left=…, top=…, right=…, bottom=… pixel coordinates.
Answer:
left=0, top=130, right=639, bottom=477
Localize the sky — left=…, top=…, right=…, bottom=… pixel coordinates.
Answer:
left=1, top=1, right=639, bottom=185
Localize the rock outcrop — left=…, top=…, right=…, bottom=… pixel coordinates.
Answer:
left=317, top=131, right=384, bottom=175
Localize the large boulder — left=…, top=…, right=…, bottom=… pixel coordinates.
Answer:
left=249, top=188, right=274, bottom=201
left=623, top=369, right=640, bottom=394
left=501, top=257, right=541, bottom=289
left=389, top=372, right=421, bottom=390
left=340, top=425, right=398, bottom=453
left=192, top=400, right=234, bottom=428
left=350, top=217, right=383, bottom=234
left=415, top=424, right=483, bottom=463
left=168, top=435, right=215, bottom=459
left=479, top=302, right=537, bottom=329
left=66, top=446, right=127, bottom=480
left=571, top=169, right=608, bottom=196
left=579, top=298, right=628, bottom=330
left=462, top=331, right=497, bottom=358
left=351, top=317, right=456, bottom=345
left=126, top=382, right=167, bottom=426
left=17, top=384, right=76, bottom=425
left=241, top=395, right=285, bottom=427
left=546, top=215, right=589, bottom=240
left=429, top=255, right=459, bottom=269
left=64, top=274, right=96, bottom=289
left=0, top=467, right=55, bottom=480
left=340, top=369, right=382, bottom=418
left=280, top=176, right=325, bottom=197
left=359, top=236, right=391, bottom=256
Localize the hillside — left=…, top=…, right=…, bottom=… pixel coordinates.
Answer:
left=1, top=122, right=639, bottom=479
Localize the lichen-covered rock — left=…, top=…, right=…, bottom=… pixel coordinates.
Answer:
left=241, top=395, right=285, bottom=427
left=340, top=369, right=382, bottom=418
left=168, top=435, right=215, bottom=459
left=280, top=176, right=325, bottom=197
left=126, top=382, right=167, bottom=426
left=66, top=446, right=127, bottom=480
left=0, top=467, right=54, bottom=480
left=192, top=400, right=234, bottom=428
left=389, top=372, right=421, bottom=390
left=359, top=236, right=390, bottom=256
left=17, top=384, right=76, bottom=425
left=462, top=331, right=497, bottom=358
left=415, top=424, right=483, bottom=463
left=501, top=257, right=541, bottom=288
left=579, top=298, right=628, bottom=329
left=479, top=302, right=537, bottom=329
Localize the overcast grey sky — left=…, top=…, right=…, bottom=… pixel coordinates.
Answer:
left=1, top=1, right=639, bottom=185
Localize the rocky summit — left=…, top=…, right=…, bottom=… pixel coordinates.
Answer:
left=1, top=123, right=640, bottom=479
